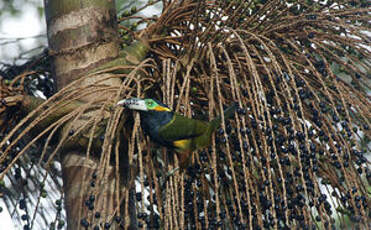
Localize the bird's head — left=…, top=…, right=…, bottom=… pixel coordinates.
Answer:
left=116, top=98, right=172, bottom=112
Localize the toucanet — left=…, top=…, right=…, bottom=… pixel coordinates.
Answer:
left=117, top=98, right=237, bottom=168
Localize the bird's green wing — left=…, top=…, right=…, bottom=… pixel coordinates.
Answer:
left=158, top=113, right=209, bottom=142
left=158, top=104, right=236, bottom=152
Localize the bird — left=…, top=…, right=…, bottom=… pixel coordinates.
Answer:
left=117, top=98, right=237, bottom=169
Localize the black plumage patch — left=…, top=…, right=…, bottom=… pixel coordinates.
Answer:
left=140, top=110, right=175, bottom=148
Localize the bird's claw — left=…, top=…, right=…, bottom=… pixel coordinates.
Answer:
left=161, top=167, right=180, bottom=189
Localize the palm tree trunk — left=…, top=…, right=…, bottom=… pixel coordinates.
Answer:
left=43, top=0, right=136, bottom=229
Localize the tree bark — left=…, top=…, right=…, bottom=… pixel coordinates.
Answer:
left=43, top=0, right=137, bottom=229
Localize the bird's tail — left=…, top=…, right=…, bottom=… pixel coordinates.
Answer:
left=210, top=103, right=238, bottom=130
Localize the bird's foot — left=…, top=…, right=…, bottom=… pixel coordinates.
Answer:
left=166, top=167, right=180, bottom=178
left=161, top=167, right=180, bottom=189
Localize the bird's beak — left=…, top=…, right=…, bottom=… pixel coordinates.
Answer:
left=116, top=98, right=148, bottom=111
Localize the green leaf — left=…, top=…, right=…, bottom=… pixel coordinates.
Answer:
left=37, top=6, right=44, bottom=19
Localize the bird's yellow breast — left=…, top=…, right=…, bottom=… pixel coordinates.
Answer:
left=173, top=139, right=190, bottom=151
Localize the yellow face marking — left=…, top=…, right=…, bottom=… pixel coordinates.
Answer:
left=173, top=139, right=190, bottom=150
left=154, top=105, right=172, bottom=112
